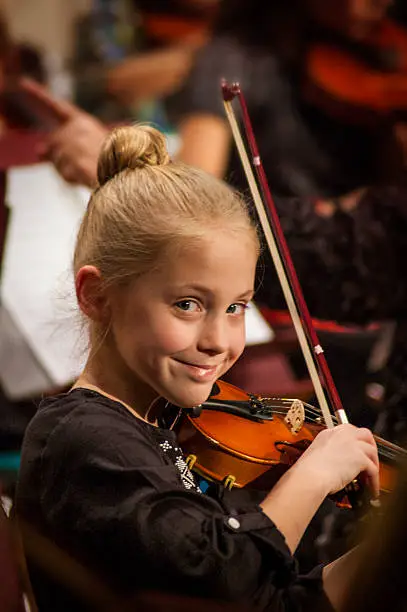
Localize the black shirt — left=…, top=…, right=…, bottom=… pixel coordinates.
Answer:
left=16, top=388, right=332, bottom=611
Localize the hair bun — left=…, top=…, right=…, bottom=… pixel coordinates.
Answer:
left=97, top=124, right=170, bottom=186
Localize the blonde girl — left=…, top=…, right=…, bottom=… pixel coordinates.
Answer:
left=17, top=125, right=378, bottom=612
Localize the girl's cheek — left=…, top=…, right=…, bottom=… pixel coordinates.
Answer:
left=156, top=321, right=197, bottom=352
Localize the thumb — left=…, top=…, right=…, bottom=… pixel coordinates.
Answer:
left=18, top=77, right=79, bottom=124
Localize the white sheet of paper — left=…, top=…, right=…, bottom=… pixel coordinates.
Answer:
left=245, top=302, right=274, bottom=346
left=0, top=163, right=90, bottom=395
left=0, top=303, right=52, bottom=399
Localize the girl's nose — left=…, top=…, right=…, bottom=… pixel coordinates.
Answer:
left=197, top=316, right=229, bottom=355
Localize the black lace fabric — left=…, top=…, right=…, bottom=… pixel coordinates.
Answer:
left=254, top=186, right=407, bottom=443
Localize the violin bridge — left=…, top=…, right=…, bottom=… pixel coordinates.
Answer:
left=284, top=400, right=305, bottom=434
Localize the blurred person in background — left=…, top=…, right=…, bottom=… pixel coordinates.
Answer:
left=36, top=0, right=220, bottom=185
left=72, top=0, right=219, bottom=123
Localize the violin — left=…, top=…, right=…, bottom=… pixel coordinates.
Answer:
left=304, top=19, right=407, bottom=122
left=175, top=379, right=404, bottom=507
left=301, top=17, right=407, bottom=181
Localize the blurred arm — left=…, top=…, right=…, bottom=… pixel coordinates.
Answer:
left=107, top=46, right=199, bottom=106
left=177, top=113, right=230, bottom=176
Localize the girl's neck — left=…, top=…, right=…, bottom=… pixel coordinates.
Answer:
left=74, top=344, right=160, bottom=426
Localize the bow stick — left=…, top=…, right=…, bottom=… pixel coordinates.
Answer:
left=222, top=80, right=351, bottom=431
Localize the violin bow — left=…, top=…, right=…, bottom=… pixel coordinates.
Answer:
left=222, top=80, right=349, bottom=432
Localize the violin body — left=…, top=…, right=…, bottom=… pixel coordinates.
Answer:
left=304, top=19, right=407, bottom=121
left=301, top=18, right=407, bottom=184
left=176, top=380, right=399, bottom=500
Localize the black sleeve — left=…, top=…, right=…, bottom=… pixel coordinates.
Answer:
left=255, top=187, right=407, bottom=325
left=39, top=402, right=332, bottom=611
left=168, top=36, right=273, bottom=122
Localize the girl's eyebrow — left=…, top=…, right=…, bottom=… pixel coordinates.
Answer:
left=171, top=285, right=255, bottom=300
left=238, top=289, right=255, bottom=300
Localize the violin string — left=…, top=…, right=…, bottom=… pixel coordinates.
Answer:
left=263, top=399, right=405, bottom=461
left=271, top=408, right=399, bottom=461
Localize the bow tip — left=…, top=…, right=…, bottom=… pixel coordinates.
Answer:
left=221, top=79, right=240, bottom=102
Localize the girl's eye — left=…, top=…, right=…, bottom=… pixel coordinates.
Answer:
left=227, top=303, right=248, bottom=315
left=175, top=300, right=200, bottom=313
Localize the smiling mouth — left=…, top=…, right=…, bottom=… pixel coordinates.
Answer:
left=174, top=359, right=220, bottom=379
left=175, top=359, right=220, bottom=369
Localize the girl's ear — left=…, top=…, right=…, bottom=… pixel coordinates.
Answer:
left=75, top=266, right=110, bottom=323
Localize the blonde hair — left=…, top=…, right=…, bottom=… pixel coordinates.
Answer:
left=74, top=124, right=259, bottom=318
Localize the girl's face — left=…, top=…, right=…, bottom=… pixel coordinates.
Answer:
left=107, top=228, right=257, bottom=410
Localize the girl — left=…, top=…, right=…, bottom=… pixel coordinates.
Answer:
left=16, top=124, right=379, bottom=611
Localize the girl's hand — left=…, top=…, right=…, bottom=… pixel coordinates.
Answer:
left=296, top=424, right=380, bottom=498
left=260, top=423, right=378, bottom=553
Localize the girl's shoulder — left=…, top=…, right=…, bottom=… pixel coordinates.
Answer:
left=37, top=387, right=149, bottom=435
left=24, top=388, right=176, bottom=469
left=39, top=387, right=134, bottom=419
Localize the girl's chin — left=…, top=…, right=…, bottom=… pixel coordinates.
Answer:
left=169, top=384, right=214, bottom=410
